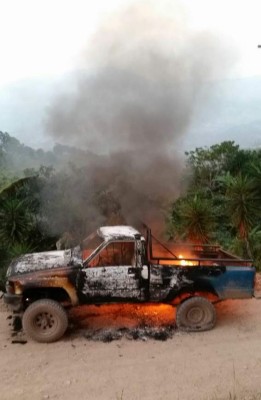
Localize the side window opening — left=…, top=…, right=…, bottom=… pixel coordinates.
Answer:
left=89, top=241, right=135, bottom=267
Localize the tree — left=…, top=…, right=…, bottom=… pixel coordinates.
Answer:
left=168, top=194, right=216, bottom=244
left=184, top=141, right=240, bottom=193
left=168, top=143, right=261, bottom=270
left=217, top=173, right=260, bottom=258
left=0, top=198, right=33, bottom=247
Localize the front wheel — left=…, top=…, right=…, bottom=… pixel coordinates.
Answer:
left=22, top=299, right=68, bottom=343
left=176, top=296, right=216, bottom=332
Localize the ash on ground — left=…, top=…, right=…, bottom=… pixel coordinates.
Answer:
left=8, top=315, right=28, bottom=344
left=83, top=325, right=175, bottom=342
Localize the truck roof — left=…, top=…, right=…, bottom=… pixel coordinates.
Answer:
left=98, top=226, right=142, bottom=240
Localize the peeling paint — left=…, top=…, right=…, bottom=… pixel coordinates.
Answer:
left=98, top=226, right=143, bottom=240
left=7, top=250, right=72, bottom=276
left=80, top=265, right=144, bottom=300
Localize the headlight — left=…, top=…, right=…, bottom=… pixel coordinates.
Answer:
left=5, top=281, right=14, bottom=294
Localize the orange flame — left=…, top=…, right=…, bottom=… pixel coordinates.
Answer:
left=70, top=303, right=175, bottom=329
left=178, top=254, right=196, bottom=266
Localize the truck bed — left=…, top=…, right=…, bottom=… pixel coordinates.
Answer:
left=145, top=227, right=253, bottom=268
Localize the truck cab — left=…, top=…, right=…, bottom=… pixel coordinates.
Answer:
left=78, top=226, right=149, bottom=302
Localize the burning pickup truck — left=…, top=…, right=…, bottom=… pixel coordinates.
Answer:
left=4, top=225, right=256, bottom=342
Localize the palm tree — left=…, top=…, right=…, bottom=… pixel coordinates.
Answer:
left=220, top=173, right=260, bottom=258
left=0, top=198, right=33, bottom=247
left=169, top=194, right=216, bottom=244
left=250, top=163, right=261, bottom=196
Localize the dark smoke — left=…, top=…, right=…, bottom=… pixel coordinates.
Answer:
left=45, top=1, right=234, bottom=238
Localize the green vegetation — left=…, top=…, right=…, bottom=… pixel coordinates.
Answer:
left=0, top=132, right=260, bottom=290
left=168, top=141, right=261, bottom=269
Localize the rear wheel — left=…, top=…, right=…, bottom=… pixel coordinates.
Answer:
left=22, top=299, right=68, bottom=343
left=176, top=296, right=216, bottom=332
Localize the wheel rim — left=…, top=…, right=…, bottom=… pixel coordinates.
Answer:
left=33, top=312, right=58, bottom=335
left=186, top=306, right=206, bottom=326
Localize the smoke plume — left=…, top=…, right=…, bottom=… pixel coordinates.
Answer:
left=45, top=1, right=234, bottom=237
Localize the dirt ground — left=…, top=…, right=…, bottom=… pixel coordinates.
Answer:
left=0, top=297, right=261, bottom=400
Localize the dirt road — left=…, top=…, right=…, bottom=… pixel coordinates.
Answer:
left=0, top=298, right=261, bottom=400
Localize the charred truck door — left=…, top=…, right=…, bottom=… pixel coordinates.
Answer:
left=79, top=239, right=147, bottom=302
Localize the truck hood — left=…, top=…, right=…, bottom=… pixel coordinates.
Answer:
left=7, top=250, right=73, bottom=277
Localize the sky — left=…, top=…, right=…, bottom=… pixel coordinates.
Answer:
left=0, top=0, right=261, bottom=87
left=0, top=0, right=260, bottom=149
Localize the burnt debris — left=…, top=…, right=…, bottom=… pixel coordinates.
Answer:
left=83, top=324, right=176, bottom=342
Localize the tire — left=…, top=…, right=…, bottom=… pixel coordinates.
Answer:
left=176, top=296, right=216, bottom=332
left=22, top=299, right=68, bottom=343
